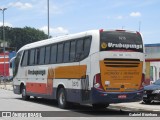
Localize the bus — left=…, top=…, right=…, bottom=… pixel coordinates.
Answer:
left=12, top=29, right=145, bottom=109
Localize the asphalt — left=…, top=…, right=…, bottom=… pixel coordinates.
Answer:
left=0, top=83, right=160, bottom=112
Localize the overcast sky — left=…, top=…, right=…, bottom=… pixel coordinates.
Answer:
left=0, top=0, right=160, bottom=44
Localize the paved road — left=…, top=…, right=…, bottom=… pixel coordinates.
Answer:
left=1, top=84, right=160, bottom=112
left=0, top=88, right=160, bottom=120
left=111, top=100, right=160, bottom=111
left=0, top=89, right=128, bottom=113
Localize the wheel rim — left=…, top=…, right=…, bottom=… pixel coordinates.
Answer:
left=59, top=92, right=65, bottom=105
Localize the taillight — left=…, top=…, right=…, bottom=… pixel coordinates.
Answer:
left=99, top=29, right=104, bottom=33
left=136, top=31, right=141, bottom=35
left=139, top=73, right=145, bottom=90
left=93, top=73, right=104, bottom=91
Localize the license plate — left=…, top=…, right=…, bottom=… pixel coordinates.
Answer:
left=118, top=95, right=126, bottom=99
left=143, top=94, right=147, bottom=98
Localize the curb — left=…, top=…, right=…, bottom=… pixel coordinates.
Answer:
left=109, top=104, right=160, bottom=112
left=0, top=85, right=13, bottom=91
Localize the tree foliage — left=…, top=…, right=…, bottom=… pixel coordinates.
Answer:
left=0, top=26, right=48, bottom=51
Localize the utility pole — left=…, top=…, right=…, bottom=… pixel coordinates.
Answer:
left=47, top=0, right=50, bottom=38
left=139, top=21, right=141, bottom=32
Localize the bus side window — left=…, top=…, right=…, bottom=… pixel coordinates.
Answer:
left=14, top=51, right=23, bottom=76
left=70, top=41, right=76, bottom=62
left=21, top=50, right=28, bottom=66
left=57, top=43, right=64, bottom=63
left=50, top=44, right=57, bottom=64
left=10, top=62, right=12, bottom=68
left=45, top=46, right=51, bottom=64
left=35, top=48, right=39, bottom=65
left=76, top=39, right=84, bottom=61
left=29, top=49, right=35, bottom=66
left=84, top=37, right=91, bottom=57
left=63, top=42, right=70, bottom=63
left=39, top=47, right=45, bottom=65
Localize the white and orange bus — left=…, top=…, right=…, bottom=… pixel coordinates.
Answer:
left=12, top=29, right=145, bottom=109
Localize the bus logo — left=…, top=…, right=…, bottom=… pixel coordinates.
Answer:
left=101, top=42, right=107, bottom=49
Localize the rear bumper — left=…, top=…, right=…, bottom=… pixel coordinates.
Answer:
left=91, top=88, right=143, bottom=104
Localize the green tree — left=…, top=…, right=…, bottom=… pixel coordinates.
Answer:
left=0, top=26, right=48, bottom=50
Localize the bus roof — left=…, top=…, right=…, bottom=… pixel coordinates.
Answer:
left=18, top=30, right=98, bottom=52
left=145, top=43, right=160, bottom=47
left=18, top=29, right=140, bottom=52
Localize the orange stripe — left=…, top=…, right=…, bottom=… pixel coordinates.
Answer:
left=54, top=65, right=87, bottom=79
left=26, top=65, right=87, bottom=94
left=48, top=68, right=54, bottom=79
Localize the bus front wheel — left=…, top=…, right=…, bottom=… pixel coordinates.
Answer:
left=57, top=88, right=68, bottom=109
left=21, top=86, right=30, bottom=100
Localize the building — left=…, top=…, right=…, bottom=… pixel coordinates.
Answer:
left=0, top=52, right=9, bottom=77
left=0, top=50, right=16, bottom=79
left=0, top=41, right=16, bottom=79
left=145, top=43, right=160, bottom=84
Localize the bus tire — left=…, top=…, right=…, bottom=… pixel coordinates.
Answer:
left=92, top=103, right=109, bottom=109
left=21, top=86, right=30, bottom=100
left=57, top=88, right=68, bottom=109
left=143, top=100, right=151, bottom=104
left=34, top=96, right=38, bottom=99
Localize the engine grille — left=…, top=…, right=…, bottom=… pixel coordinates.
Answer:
left=104, top=58, right=140, bottom=68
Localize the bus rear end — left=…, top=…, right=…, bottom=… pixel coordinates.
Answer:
left=91, top=30, right=145, bottom=105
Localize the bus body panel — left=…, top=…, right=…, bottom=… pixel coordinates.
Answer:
left=90, top=30, right=145, bottom=104
left=90, top=52, right=144, bottom=104
left=99, top=52, right=144, bottom=92
left=12, top=29, right=145, bottom=106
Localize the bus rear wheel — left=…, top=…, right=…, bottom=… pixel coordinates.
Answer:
left=57, top=88, right=68, bottom=109
left=21, top=86, right=30, bottom=100
left=143, top=100, right=151, bottom=104
left=92, top=103, right=109, bottom=109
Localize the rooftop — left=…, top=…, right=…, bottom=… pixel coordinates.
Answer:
left=145, top=43, right=160, bottom=47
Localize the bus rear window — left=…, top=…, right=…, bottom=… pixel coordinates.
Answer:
left=100, top=31, right=143, bottom=52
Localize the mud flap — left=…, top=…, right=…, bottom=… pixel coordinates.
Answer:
left=81, top=75, right=90, bottom=101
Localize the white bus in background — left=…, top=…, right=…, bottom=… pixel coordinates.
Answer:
left=12, top=29, right=145, bottom=109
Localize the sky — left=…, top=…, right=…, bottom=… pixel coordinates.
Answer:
left=0, top=0, right=160, bottom=44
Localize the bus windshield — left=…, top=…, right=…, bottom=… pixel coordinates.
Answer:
left=100, top=31, right=143, bottom=52
left=13, top=51, right=22, bottom=77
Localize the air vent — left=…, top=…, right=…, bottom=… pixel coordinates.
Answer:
left=104, top=58, right=140, bottom=68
